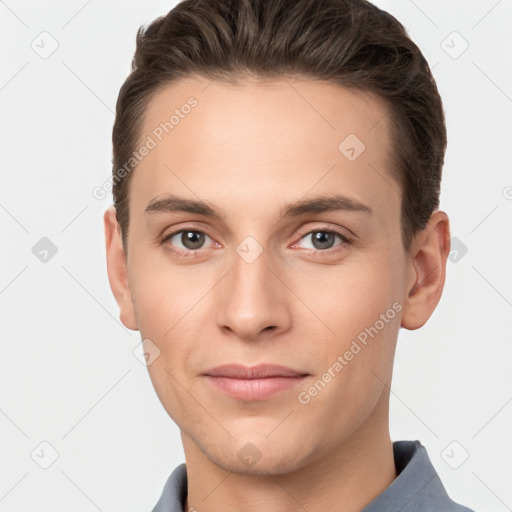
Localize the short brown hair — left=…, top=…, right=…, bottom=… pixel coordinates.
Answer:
left=111, top=0, right=447, bottom=253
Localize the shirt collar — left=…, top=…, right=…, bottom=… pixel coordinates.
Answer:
left=151, top=440, right=474, bottom=512
left=361, top=440, right=474, bottom=511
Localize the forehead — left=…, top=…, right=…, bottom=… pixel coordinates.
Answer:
left=129, top=76, right=399, bottom=223
left=141, top=76, right=391, bottom=153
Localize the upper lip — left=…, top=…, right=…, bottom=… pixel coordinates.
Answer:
left=203, top=363, right=308, bottom=379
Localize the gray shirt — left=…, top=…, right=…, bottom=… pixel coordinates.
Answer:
left=151, top=439, right=476, bottom=512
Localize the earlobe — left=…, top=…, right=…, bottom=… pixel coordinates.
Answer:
left=103, top=206, right=139, bottom=331
left=401, top=210, right=451, bottom=330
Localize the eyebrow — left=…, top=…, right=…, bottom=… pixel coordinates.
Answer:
left=144, top=193, right=373, bottom=220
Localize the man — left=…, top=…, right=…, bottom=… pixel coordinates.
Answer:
left=104, top=0, right=476, bottom=510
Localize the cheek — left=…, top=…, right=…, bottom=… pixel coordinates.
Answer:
left=296, top=284, right=399, bottom=439
left=134, top=270, right=200, bottom=426
left=293, top=252, right=401, bottom=333
left=291, top=253, right=401, bottom=394
left=128, top=253, right=213, bottom=380
left=128, top=250, right=201, bottom=337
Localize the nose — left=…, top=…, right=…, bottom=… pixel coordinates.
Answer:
left=215, top=247, right=292, bottom=341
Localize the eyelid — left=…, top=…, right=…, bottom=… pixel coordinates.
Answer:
left=294, top=223, right=354, bottom=241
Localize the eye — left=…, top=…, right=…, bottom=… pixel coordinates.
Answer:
left=161, top=229, right=215, bottom=256
left=294, top=229, right=352, bottom=251
left=161, top=226, right=353, bottom=258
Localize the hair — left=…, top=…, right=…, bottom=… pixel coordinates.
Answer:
left=111, top=0, right=447, bottom=254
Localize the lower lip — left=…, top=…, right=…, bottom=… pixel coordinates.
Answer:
left=204, top=375, right=308, bottom=401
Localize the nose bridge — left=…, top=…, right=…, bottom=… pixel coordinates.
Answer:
left=233, top=243, right=272, bottom=299
left=216, top=239, right=290, bottom=339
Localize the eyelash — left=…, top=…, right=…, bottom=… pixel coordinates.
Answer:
left=160, top=226, right=353, bottom=258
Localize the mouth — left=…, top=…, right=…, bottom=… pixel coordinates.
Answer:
left=202, top=363, right=309, bottom=401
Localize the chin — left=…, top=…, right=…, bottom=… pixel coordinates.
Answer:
left=204, top=432, right=315, bottom=476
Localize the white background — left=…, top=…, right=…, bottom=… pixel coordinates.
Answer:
left=0, top=1, right=511, bottom=511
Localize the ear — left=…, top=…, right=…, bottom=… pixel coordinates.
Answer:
left=401, top=210, right=451, bottom=330
left=104, top=206, right=138, bottom=331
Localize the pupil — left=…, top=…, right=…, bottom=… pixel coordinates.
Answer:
left=183, top=231, right=204, bottom=249
left=313, top=231, right=334, bottom=249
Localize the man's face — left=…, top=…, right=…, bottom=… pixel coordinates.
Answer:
left=119, top=77, right=410, bottom=474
